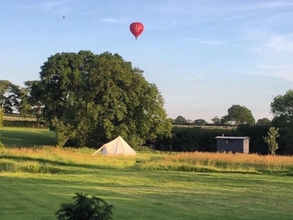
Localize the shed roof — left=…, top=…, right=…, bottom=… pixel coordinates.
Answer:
left=215, top=136, right=250, bottom=140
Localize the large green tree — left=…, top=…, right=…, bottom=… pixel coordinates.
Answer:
left=271, top=90, right=293, bottom=154
left=32, top=51, right=171, bottom=147
left=225, top=104, right=255, bottom=125
left=271, top=89, right=293, bottom=128
left=0, top=80, right=21, bottom=113
left=0, top=80, right=39, bottom=118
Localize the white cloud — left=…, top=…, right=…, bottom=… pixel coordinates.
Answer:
left=255, top=1, right=293, bottom=9
left=267, top=34, right=293, bottom=52
left=102, top=18, right=129, bottom=24
left=243, top=28, right=293, bottom=84
left=182, top=75, right=202, bottom=81
left=247, top=31, right=293, bottom=53
left=246, top=64, right=293, bottom=82
left=198, top=40, right=227, bottom=45
left=19, top=0, right=70, bottom=15
left=182, top=38, right=227, bottom=45
left=41, top=0, right=68, bottom=12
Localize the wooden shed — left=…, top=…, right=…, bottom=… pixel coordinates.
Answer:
left=215, top=136, right=250, bottom=153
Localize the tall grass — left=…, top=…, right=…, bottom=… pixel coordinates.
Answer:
left=140, top=152, right=293, bottom=174
left=0, top=146, right=137, bottom=171
left=0, top=158, right=63, bottom=174
left=1, top=147, right=293, bottom=174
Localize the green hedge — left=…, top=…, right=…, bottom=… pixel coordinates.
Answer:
left=155, top=125, right=273, bottom=154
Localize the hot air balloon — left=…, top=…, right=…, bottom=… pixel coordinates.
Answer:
left=129, top=22, right=144, bottom=39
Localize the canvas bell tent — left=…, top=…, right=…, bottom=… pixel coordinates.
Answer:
left=91, top=136, right=136, bottom=156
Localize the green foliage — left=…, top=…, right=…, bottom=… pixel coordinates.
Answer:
left=173, top=115, right=187, bottom=124
left=271, top=89, right=293, bottom=155
left=31, top=51, right=171, bottom=147
left=271, top=89, right=293, bottom=127
left=211, top=116, right=221, bottom=125
left=169, top=125, right=283, bottom=154
left=237, top=124, right=270, bottom=154
left=52, top=117, right=76, bottom=147
left=171, top=127, right=236, bottom=152
left=17, top=87, right=31, bottom=118
left=225, top=104, right=255, bottom=125
left=194, top=119, right=206, bottom=125
left=0, top=80, right=21, bottom=114
left=22, top=80, right=43, bottom=121
left=256, top=118, right=271, bottom=125
left=263, top=127, right=280, bottom=155
left=55, top=192, right=114, bottom=220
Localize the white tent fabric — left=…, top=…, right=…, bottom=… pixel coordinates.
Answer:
left=91, top=136, right=136, bottom=156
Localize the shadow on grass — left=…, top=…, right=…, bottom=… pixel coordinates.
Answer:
left=0, top=155, right=117, bottom=170
left=0, top=129, right=56, bottom=147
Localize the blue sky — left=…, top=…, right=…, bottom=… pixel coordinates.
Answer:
left=1, top=0, right=293, bottom=122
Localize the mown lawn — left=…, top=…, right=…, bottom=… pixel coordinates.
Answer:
left=1, top=167, right=293, bottom=220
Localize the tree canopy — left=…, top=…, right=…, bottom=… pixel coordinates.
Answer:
left=174, top=116, right=187, bottom=124
left=0, top=80, right=21, bottom=114
left=211, top=116, right=221, bottom=125
left=256, top=118, right=271, bottom=125
left=225, top=104, right=255, bottom=125
left=271, top=89, right=293, bottom=128
left=31, top=51, right=172, bottom=147
left=194, top=119, right=206, bottom=125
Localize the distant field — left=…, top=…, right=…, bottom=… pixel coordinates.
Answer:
left=0, top=127, right=56, bottom=147
left=3, top=114, right=37, bottom=121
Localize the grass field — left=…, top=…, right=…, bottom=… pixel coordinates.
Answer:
left=1, top=168, right=293, bottom=220
left=0, top=127, right=56, bottom=147
left=1, top=127, right=293, bottom=219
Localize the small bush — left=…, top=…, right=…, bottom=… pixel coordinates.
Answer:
left=56, top=192, right=114, bottom=220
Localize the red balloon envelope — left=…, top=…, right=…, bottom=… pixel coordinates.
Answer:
left=129, top=22, right=144, bottom=39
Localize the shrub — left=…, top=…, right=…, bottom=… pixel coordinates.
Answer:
left=55, top=192, right=114, bottom=220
